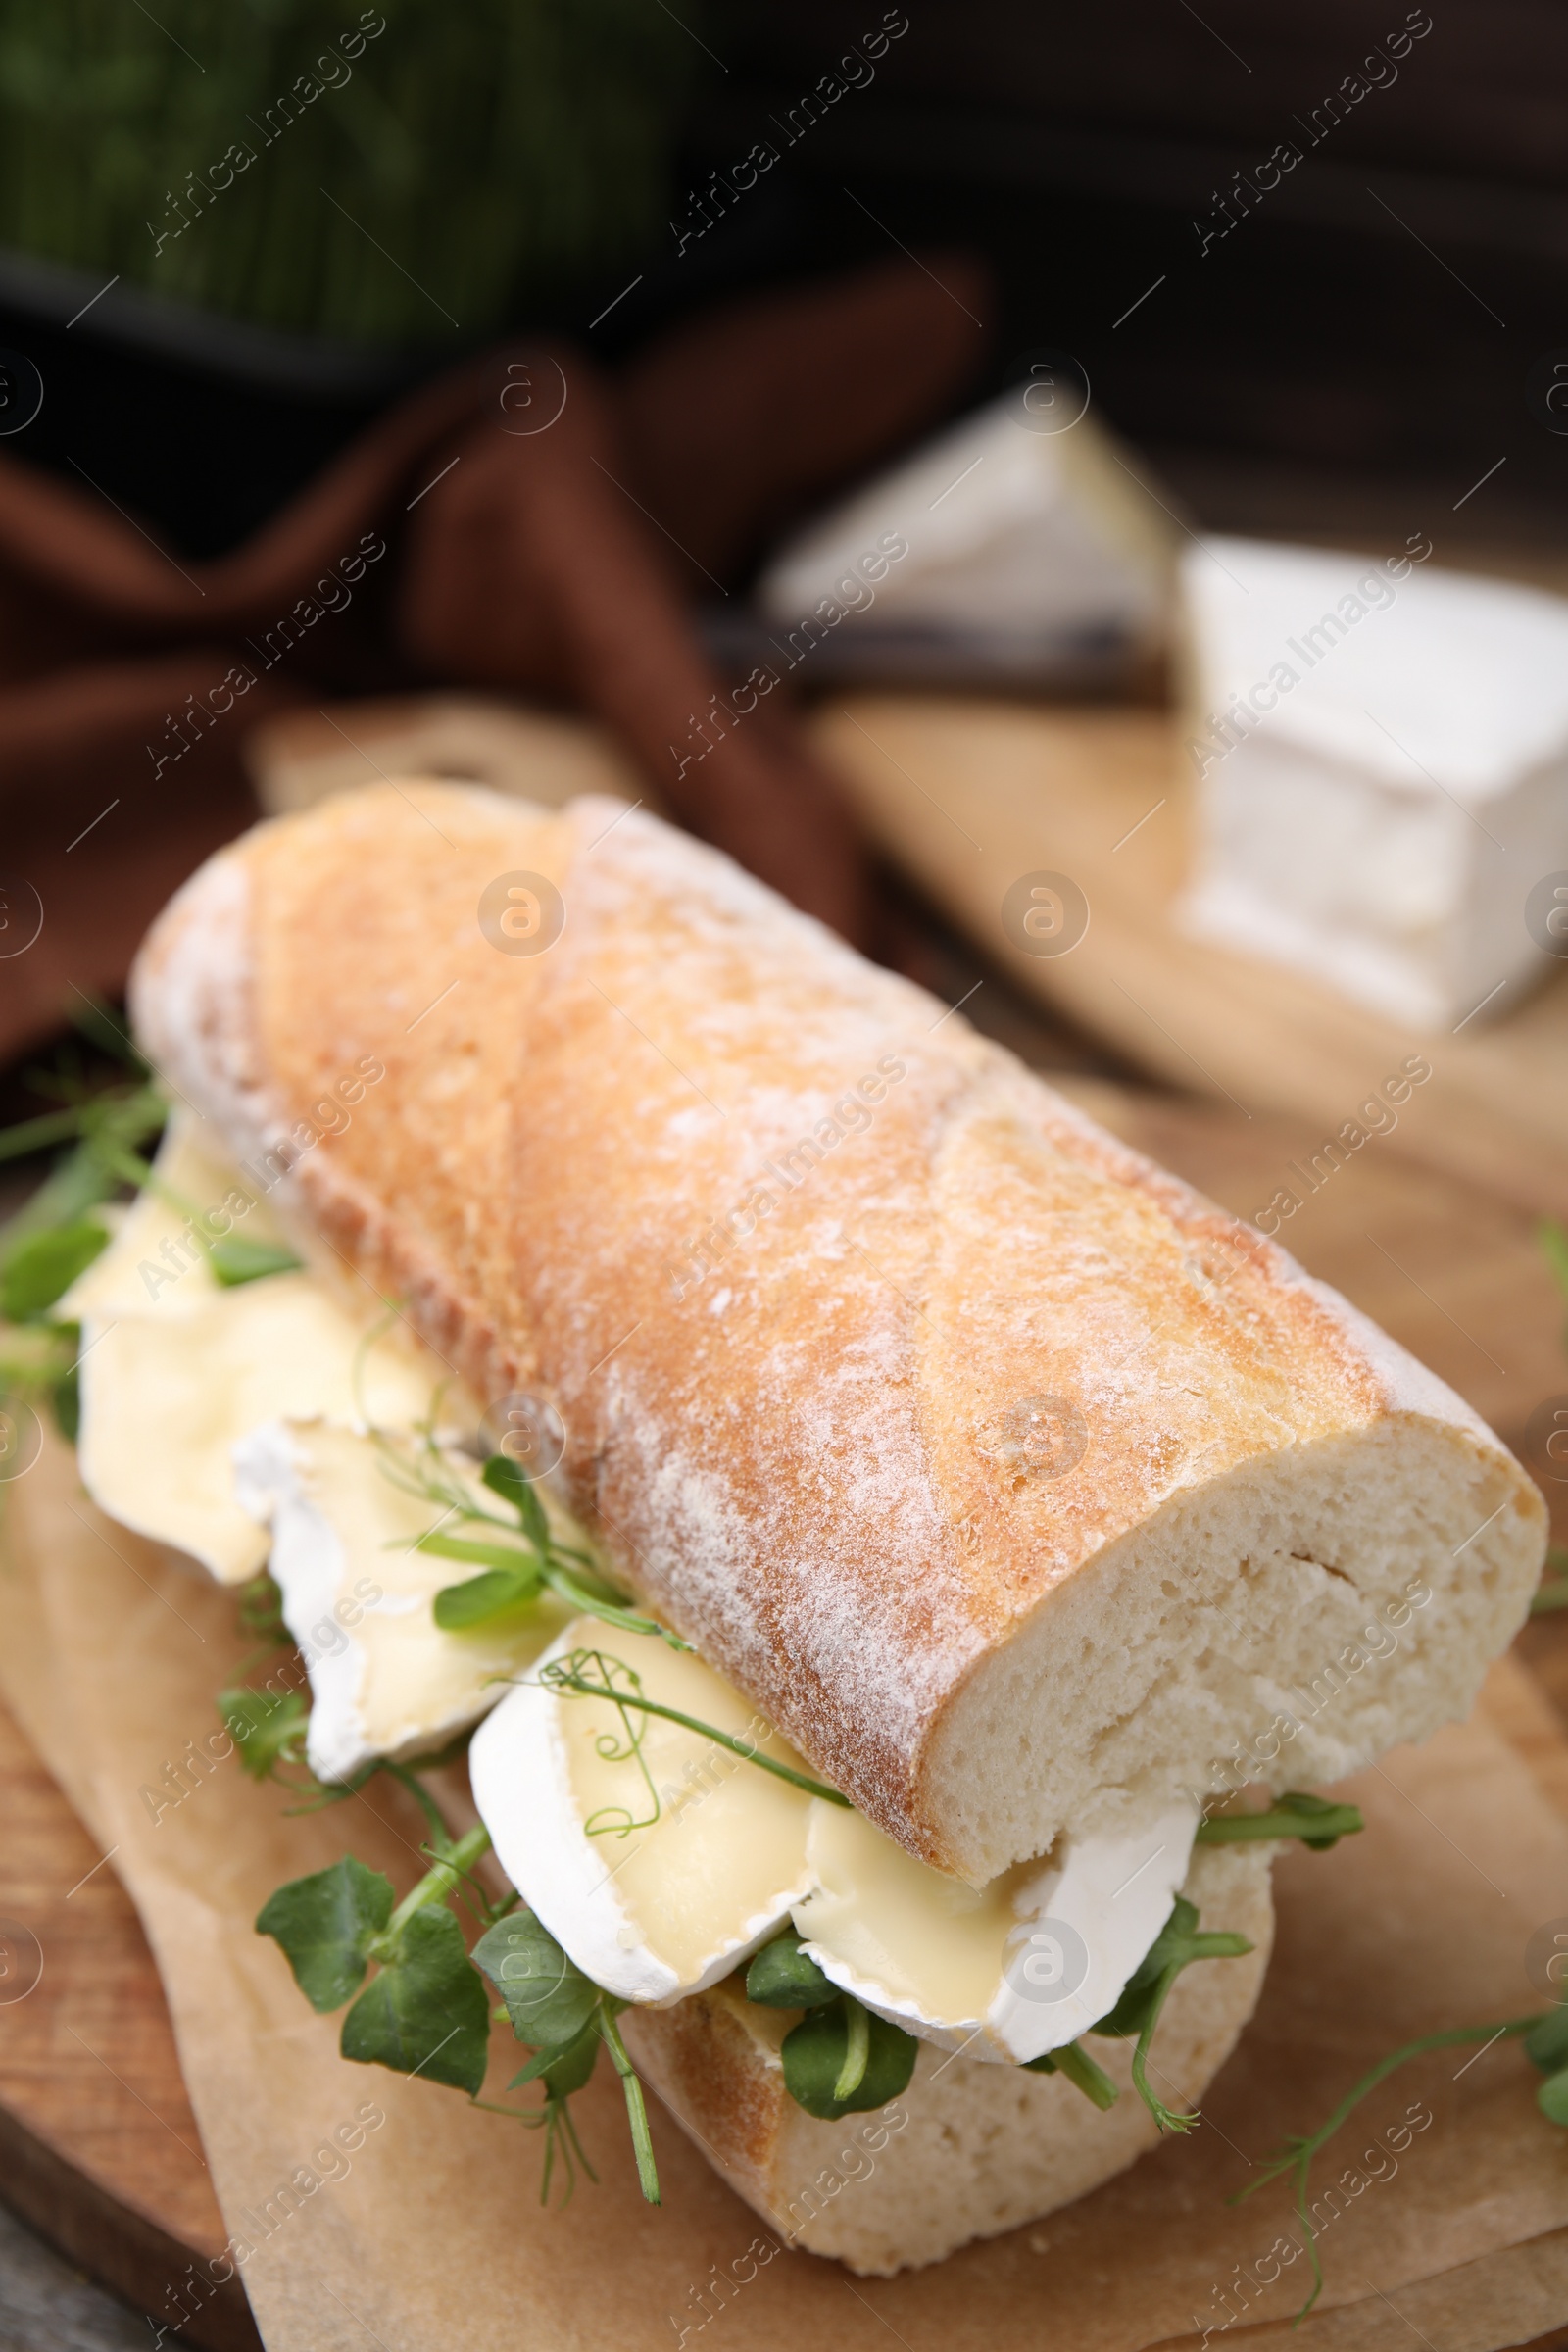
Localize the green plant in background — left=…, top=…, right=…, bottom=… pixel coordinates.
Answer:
left=0, top=0, right=695, bottom=344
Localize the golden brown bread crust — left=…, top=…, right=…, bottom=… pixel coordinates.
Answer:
left=129, top=782, right=1545, bottom=1874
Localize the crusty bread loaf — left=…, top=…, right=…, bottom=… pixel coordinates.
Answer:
left=622, top=1842, right=1274, bottom=2274
left=130, top=782, right=1546, bottom=1882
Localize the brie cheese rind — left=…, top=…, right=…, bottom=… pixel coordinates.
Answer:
left=470, top=1618, right=818, bottom=2005
left=471, top=1620, right=1200, bottom=2059
left=794, top=1796, right=1197, bottom=2062
left=234, top=1421, right=575, bottom=1782
left=67, top=1109, right=462, bottom=1582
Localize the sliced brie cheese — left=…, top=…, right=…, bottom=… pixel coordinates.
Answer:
left=472, top=1615, right=1200, bottom=2050
left=232, top=1420, right=573, bottom=1781
left=1181, top=537, right=1568, bottom=1029
left=60, top=1107, right=296, bottom=1320
left=76, top=1276, right=453, bottom=1581
left=794, top=1797, right=1197, bottom=2063
left=470, top=1618, right=816, bottom=2005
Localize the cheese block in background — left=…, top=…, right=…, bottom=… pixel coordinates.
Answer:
left=1180, top=538, right=1568, bottom=1031
left=233, top=1421, right=574, bottom=1780
left=752, top=391, right=1178, bottom=685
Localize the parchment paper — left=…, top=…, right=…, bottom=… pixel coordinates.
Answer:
left=5, top=1429, right=1568, bottom=2352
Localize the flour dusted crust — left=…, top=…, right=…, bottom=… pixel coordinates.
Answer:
left=622, top=1841, right=1275, bottom=2274
left=130, top=782, right=1546, bottom=1882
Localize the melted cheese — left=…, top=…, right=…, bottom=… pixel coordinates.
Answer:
left=234, top=1420, right=575, bottom=1781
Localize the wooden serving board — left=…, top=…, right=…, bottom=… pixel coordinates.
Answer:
left=0, top=1687, right=261, bottom=2351
left=810, top=697, right=1568, bottom=1228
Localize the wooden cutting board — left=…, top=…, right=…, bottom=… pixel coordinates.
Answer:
left=3, top=1084, right=1565, bottom=2349
left=811, top=698, right=1568, bottom=1228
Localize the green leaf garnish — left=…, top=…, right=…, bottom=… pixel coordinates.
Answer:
left=473, top=1913, right=601, bottom=2047
left=432, top=1563, right=546, bottom=1629
left=512, top=2017, right=602, bottom=2099
left=482, top=1450, right=550, bottom=1551
left=1023, top=2038, right=1120, bottom=2109
left=472, top=1908, right=662, bottom=2205
left=1196, top=1790, right=1364, bottom=1850
left=237, top=1570, right=290, bottom=1652
left=50, top=1359, right=80, bottom=1442
left=1540, top=2068, right=1568, bottom=2125
left=1090, top=1896, right=1252, bottom=2132
left=1, top=1219, right=109, bottom=1321
left=208, top=1236, right=303, bottom=1287
left=381, top=1431, right=690, bottom=1649
left=1525, top=2005, right=1568, bottom=2073
left=220, top=1684, right=309, bottom=1779
left=746, top=1932, right=839, bottom=2010
left=779, top=1995, right=917, bottom=2120
left=340, top=1903, right=491, bottom=2095
left=256, top=1855, right=393, bottom=2011
left=1234, top=2014, right=1550, bottom=2320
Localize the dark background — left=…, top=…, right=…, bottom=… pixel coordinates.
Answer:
left=7, top=0, right=1567, bottom=564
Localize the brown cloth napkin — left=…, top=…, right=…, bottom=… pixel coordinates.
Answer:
left=0, top=254, right=989, bottom=1064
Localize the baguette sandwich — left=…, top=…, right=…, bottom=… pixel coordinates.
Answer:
left=10, top=779, right=1545, bottom=2277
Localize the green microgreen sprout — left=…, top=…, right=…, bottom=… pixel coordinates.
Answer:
left=0, top=1016, right=170, bottom=1445
left=1234, top=2011, right=1566, bottom=2322
left=1196, top=1790, right=1364, bottom=1849
left=536, top=1646, right=853, bottom=1811
left=1023, top=2039, right=1121, bottom=2109
left=472, top=1907, right=662, bottom=2204
left=1089, top=1896, right=1253, bottom=2133
left=370, top=1410, right=690, bottom=1654
left=742, top=1934, right=918, bottom=2120
left=546, top=1647, right=661, bottom=1838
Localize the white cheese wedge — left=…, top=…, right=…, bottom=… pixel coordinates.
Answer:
left=232, top=1420, right=574, bottom=1782
left=59, top=1107, right=296, bottom=1320
left=794, top=1795, right=1197, bottom=2064
left=471, top=1618, right=1199, bottom=2051
left=1180, top=537, right=1568, bottom=1030
left=76, top=1276, right=453, bottom=1581
left=470, top=1618, right=817, bottom=2005
left=757, top=392, right=1176, bottom=677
